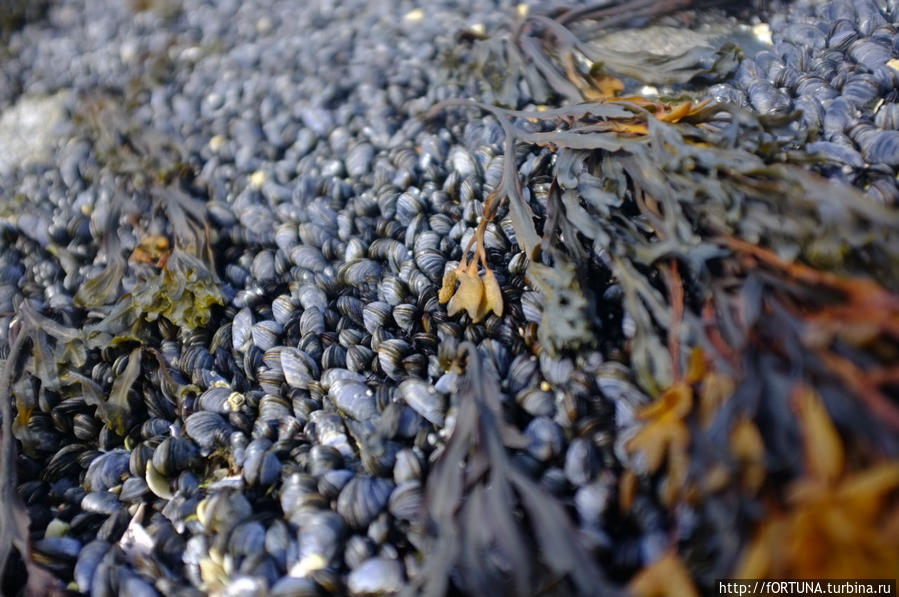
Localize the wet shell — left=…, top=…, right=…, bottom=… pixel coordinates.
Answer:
left=308, top=445, right=345, bottom=476
left=271, top=577, right=321, bottom=597
left=281, top=347, right=320, bottom=389
left=74, top=539, right=110, bottom=593
left=346, top=142, right=375, bottom=177
left=379, top=276, right=408, bottom=306
left=875, top=102, right=899, bottom=130
left=387, top=481, right=423, bottom=521
left=392, top=303, right=419, bottom=333
left=516, top=388, right=555, bottom=418
left=336, top=475, right=394, bottom=530
left=232, top=308, right=254, bottom=352
left=392, top=448, right=424, bottom=484
left=252, top=320, right=283, bottom=351
left=197, top=386, right=235, bottom=414
left=377, top=339, right=411, bottom=381
left=861, top=129, right=899, bottom=166
left=243, top=438, right=281, bottom=487
left=291, top=246, right=329, bottom=273
left=318, top=469, right=356, bottom=500
left=298, top=283, right=328, bottom=311
left=330, top=379, right=378, bottom=421
left=336, top=295, right=366, bottom=327
left=84, top=449, right=130, bottom=492
left=347, top=556, right=405, bottom=596
left=564, top=438, right=599, bottom=487
left=347, top=345, right=376, bottom=374
left=339, top=259, right=383, bottom=288
left=272, top=294, right=298, bottom=324
left=300, top=306, right=325, bottom=336
left=345, top=535, right=377, bottom=570
left=184, top=411, right=232, bottom=452
left=397, top=379, right=444, bottom=426
left=362, top=301, right=392, bottom=335
left=293, top=510, right=347, bottom=575
left=81, top=490, right=122, bottom=515
left=524, top=417, right=566, bottom=462
left=152, top=436, right=201, bottom=477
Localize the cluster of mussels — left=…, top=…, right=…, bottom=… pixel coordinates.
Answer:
left=710, top=0, right=899, bottom=202
left=2, top=0, right=899, bottom=596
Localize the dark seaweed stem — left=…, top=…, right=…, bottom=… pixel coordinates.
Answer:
left=155, top=186, right=217, bottom=270
left=0, top=325, right=26, bottom=583
left=0, top=321, right=63, bottom=596
left=719, top=235, right=899, bottom=431
left=410, top=343, right=619, bottom=597
left=74, top=204, right=125, bottom=309
left=517, top=0, right=698, bottom=101
left=516, top=33, right=583, bottom=104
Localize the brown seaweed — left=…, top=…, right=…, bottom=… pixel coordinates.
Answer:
left=426, top=2, right=899, bottom=590
left=131, top=247, right=223, bottom=331
left=74, top=203, right=126, bottom=309
left=410, top=343, right=617, bottom=597
left=0, top=321, right=69, bottom=597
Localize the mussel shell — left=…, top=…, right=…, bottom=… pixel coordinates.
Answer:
left=392, top=448, right=424, bottom=484
left=524, top=416, right=566, bottom=462
left=229, top=521, right=268, bottom=559
left=270, top=576, right=321, bottom=597
left=243, top=438, right=281, bottom=486
left=387, top=481, right=423, bottom=521
left=397, top=379, right=444, bottom=426
left=279, top=347, right=318, bottom=389
left=74, top=539, right=111, bottom=592
left=329, top=379, right=377, bottom=421
left=84, top=449, right=131, bottom=492
left=346, top=556, right=405, bottom=596
left=81, top=491, right=123, bottom=515
left=336, top=475, right=394, bottom=530
left=564, top=438, right=600, bottom=487
left=294, top=510, right=347, bottom=575
left=184, top=410, right=232, bottom=452
left=152, top=436, right=201, bottom=477
left=361, top=301, right=391, bottom=335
